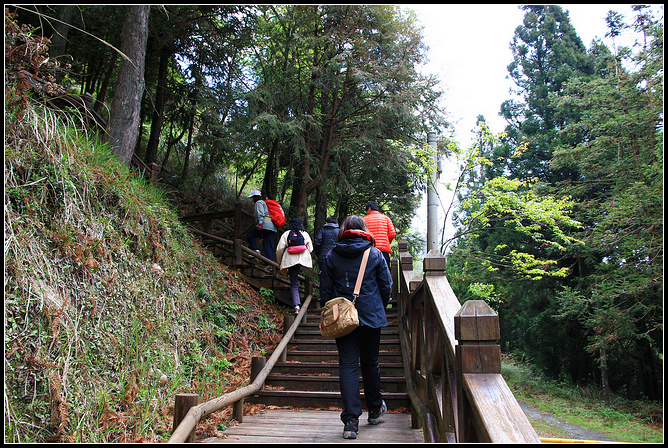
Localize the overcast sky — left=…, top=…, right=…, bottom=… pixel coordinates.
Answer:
left=402, top=3, right=656, bottom=148
left=401, top=4, right=662, bottom=247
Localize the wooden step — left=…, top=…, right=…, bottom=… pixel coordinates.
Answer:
left=284, top=340, right=400, bottom=351
left=250, top=297, right=409, bottom=411
left=264, top=374, right=407, bottom=393
left=296, top=322, right=401, bottom=332
left=279, top=350, right=402, bottom=363
left=304, top=306, right=400, bottom=314
left=271, top=361, right=406, bottom=377
left=247, top=390, right=411, bottom=410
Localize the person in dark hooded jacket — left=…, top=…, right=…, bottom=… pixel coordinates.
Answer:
left=313, top=216, right=339, bottom=279
left=320, top=215, right=392, bottom=439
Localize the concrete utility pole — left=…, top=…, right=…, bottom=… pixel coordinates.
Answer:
left=426, top=132, right=441, bottom=253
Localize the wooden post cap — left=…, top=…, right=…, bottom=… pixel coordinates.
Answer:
left=423, top=249, right=446, bottom=275
left=401, top=254, right=413, bottom=271
left=455, top=301, right=502, bottom=374
left=454, top=300, right=500, bottom=342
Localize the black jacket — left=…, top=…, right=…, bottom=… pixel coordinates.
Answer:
left=314, top=222, right=339, bottom=261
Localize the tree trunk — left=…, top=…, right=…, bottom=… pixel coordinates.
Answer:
left=639, top=337, right=659, bottom=401
left=49, top=5, right=73, bottom=78
left=181, top=113, right=195, bottom=182
left=600, top=347, right=610, bottom=405
left=262, top=138, right=279, bottom=199
left=314, top=186, right=327, bottom=232
left=145, top=46, right=171, bottom=166
left=105, top=5, right=150, bottom=166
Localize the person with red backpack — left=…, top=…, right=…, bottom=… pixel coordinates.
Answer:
left=276, top=218, right=313, bottom=314
left=247, top=190, right=277, bottom=261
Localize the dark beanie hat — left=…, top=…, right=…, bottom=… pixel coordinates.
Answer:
left=291, top=218, right=303, bottom=229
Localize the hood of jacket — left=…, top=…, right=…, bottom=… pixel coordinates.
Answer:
left=332, top=235, right=373, bottom=258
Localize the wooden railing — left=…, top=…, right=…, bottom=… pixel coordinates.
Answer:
left=168, top=290, right=313, bottom=443
left=395, top=241, right=539, bottom=443
left=181, top=202, right=253, bottom=241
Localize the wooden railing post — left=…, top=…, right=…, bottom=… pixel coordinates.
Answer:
left=172, top=393, right=198, bottom=443
left=251, top=356, right=266, bottom=389
left=234, top=201, right=243, bottom=240
left=454, top=300, right=501, bottom=442
left=399, top=241, right=412, bottom=275
left=150, top=162, right=159, bottom=183
left=233, top=398, right=244, bottom=423
left=390, top=258, right=398, bottom=306
left=423, top=249, right=446, bottom=276
left=234, top=239, right=243, bottom=265
left=281, top=315, right=295, bottom=362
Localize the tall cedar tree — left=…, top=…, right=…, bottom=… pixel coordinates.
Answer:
left=550, top=5, right=663, bottom=400
left=448, top=5, right=663, bottom=400
left=105, top=5, right=150, bottom=165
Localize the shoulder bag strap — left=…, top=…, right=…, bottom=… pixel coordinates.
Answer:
left=352, top=248, right=371, bottom=303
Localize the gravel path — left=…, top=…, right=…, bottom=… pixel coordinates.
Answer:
left=519, top=402, right=622, bottom=442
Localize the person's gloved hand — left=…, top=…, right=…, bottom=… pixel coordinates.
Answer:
left=258, top=223, right=263, bottom=230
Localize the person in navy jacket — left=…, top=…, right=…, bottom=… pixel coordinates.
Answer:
left=313, top=216, right=339, bottom=280
left=320, top=215, right=392, bottom=439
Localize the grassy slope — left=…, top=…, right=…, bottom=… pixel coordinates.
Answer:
left=4, top=100, right=285, bottom=442
left=502, top=355, right=663, bottom=443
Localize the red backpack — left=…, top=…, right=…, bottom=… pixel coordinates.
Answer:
left=265, top=199, right=286, bottom=228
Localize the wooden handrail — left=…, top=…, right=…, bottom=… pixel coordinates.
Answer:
left=181, top=202, right=255, bottom=240
left=168, top=293, right=313, bottom=443
left=187, top=227, right=318, bottom=286
left=395, top=241, right=539, bottom=443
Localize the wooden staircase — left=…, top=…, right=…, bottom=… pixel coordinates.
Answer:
left=247, top=300, right=411, bottom=411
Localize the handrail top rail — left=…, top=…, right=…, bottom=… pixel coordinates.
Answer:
left=462, top=373, right=540, bottom=443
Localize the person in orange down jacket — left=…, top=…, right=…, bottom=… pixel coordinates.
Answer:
left=363, top=201, right=396, bottom=270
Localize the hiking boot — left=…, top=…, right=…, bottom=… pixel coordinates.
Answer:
left=294, top=305, right=300, bottom=315
left=368, top=400, right=387, bottom=425
left=342, top=418, right=359, bottom=439
left=249, top=249, right=261, bottom=259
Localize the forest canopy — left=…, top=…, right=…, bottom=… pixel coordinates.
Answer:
left=9, top=4, right=449, bottom=236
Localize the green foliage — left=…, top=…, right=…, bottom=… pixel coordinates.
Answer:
left=201, top=299, right=245, bottom=345
left=240, top=4, right=449, bottom=222
left=9, top=4, right=448, bottom=237
left=546, top=6, right=663, bottom=401
left=450, top=123, right=583, bottom=281
left=449, top=5, right=663, bottom=403
left=259, top=287, right=276, bottom=304
left=501, top=5, right=594, bottom=182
